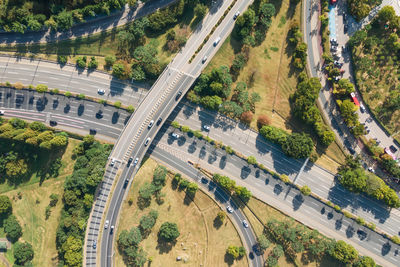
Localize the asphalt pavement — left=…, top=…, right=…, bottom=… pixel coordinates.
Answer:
left=152, top=126, right=400, bottom=267
left=1, top=88, right=398, bottom=266
left=0, top=0, right=178, bottom=44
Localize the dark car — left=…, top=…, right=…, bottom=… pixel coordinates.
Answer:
left=49, top=120, right=57, bottom=126
left=157, top=117, right=163, bottom=125
left=127, top=157, right=133, bottom=167
left=344, top=24, right=348, bottom=33
left=201, top=177, right=208, bottom=184
left=249, top=252, right=254, bottom=259
left=89, top=129, right=97, bottom=135
left=357, top=229, right=367, bottom=240
left=175, top=91, right=183, bottom=100
left=390, top=145, right=398, bottom=153
left=123, top=178, right=129, bottom=188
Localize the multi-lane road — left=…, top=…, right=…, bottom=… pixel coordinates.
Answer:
left=0, top=0, right=178, bottom=44
left=1, top=89, right=399, bottom=266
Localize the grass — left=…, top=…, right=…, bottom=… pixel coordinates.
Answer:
left=241, top=197, right=340, bottom=267
left=0, top=10, right=197, bottom=73
left=204, top=0, right=345, bottom=172
left=116, top=158, right=247, bottom=267
left=0, top=138, right=79, bottom=266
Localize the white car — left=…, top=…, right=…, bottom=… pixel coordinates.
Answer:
left=104, top=220, right=109, bottom=229
left=214, top=36, right=221, bottom=46
left=144, top=137, right=151, bottom=146
left=242, top=220, right=249, bottom=228
left=110, top=159, right=115, bottom=166
left=97, top=88, right=105, bottom=95
left=227, top=206, right=233, bottom=213
left=148, top=120, right=154, bottom=128
left=233, top=11, right=240, bottom=20
left=171, top=132, right=180, bottom=139
left=368, top=167, right=375, bottom=173
left=133, top=157, right=139, bottom=165
left=202, top=56, right=208, bottom=63
left=203, top=125, right=210, bottom=131
left=360, top=104, right=366, bottom=113
left=0, top=110, right=4, bottom=115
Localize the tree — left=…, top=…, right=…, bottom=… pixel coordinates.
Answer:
left=377, top=6, right=396, bottom=25
left=4, top=215, right=22, bottom=242
left=282, top=133, right=314, bottom=158
left=260, top=125, right=288, bottom=145
left=114, top=101, right=122, bottom=109
left=112, top=62, right=131, bottom=79
left=338, top=168, right=367, bottom=193
left=62, top=236, right=82, bottom=267
left=300, top=185, right=311, bottom=196
left=126, top=105, right=135, bottom=113
left=105, top=55, right=116, bottom=68
left=235, top=186, right=252, bottom=202
left=240, top=111, right=253, bottom=124
left=186, top=182, right=199, bottom=197
left=56, top=11, right=73, bottom=31
left=257, top=114, right=271, bottom=128
left=0, top=195, right=12, bottom=216
left=35, top=84, right=48, bottom=94
left=14, top=241, right=34, bottom=265
left=247, top=156, right=257, bottom=165
left=171, top=121, right=180, bottom=128
left=200, top=95, right=222, bottom=110
left=139, top=182, right=155, bottom=202
left=257, top=235, right=270, bottom=251
left=330, top=240, right=358, bottom=264
left=335, top=78, right=355, bottom=96
left=118, top=227, right=142, bottom=250
left=226, top=245, right=240, bottom=259
left=139, top=211, right=158, bottom=232
left=272, top=244, right=284, bottom=257
left=88, top=56, right=99, bottom=69
left=216, top=211, right=226, bottom=223
left=158, top=222, right=180, bottom=242
left=194, top=3, right=207, bottom=18
left=355, top=256, right=376, bottom=267
left=339, top=99, right=358, bottom=127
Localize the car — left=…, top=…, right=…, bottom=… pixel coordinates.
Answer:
left=360, top=104, right=366, bottom=113
left=202, top=56, right=208, bottom=63
left=133, top=157, right=139, bottom=166
left=334, top=61, right=343, bottom=67
left=148, top=120, right=154, bottom=128
left=213, top=36, right=221, bottom=46
left=249, top=252, right=254, bottom=259
left=171, top=132, right=180, bottom=139
left=242, top=220, right=249, bottom=228
left=144, top=137, right=151, bottom=146
left=330, top=0, right=337, bottom=4
left=124, top=178, right=129, bottom=188
left=389, top=145, right=398, bottom=153
left=92, top=240, right=97, bottom=249
left=203, top=125, right=210, bottom=131
left=233, top=11, right=240, bottom=20
left=157, top=117, right=163, bottom=125
left=344, top=24, right=348, bottom=33
left=342, top=45, right=347, bottom=52
left=227, top=206, right=233, bottom=213
left=89, top=129, right=97, bottom=135
left=110, top=158, right=116, bottom=166
left=176, top=91, right=183, bottom=100
left=330, top=38, right=337, bottom=44
left=368, top=167, right=375, bottom=173
left=96, top=110, right=103, bottom=119
left=0, top=110, right=4, bottom=115
left=97, top=88, right=105, bottom=95
left=104, top=220, right=109, bottom=229
left=49, top=120, right=57, bottom=126
left=110, top=225, right=114, bottom=234
left=127, top=157, right=133, bottom=167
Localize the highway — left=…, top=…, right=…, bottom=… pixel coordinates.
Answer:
left=97, top=1, right=257, bottom=267
left=1, top=89, right=399, bottom=266
left=0, top=0, right=178, bottom=44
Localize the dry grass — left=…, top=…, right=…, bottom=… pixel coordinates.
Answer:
left=241, top=197, right=339, bottom=267
left=1, top=139, right=79, bottom=266
left=205, top=0, right=345, bottom=171
left=115, top=158, right=247, bottom=267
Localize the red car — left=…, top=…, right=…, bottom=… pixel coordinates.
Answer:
left=330, top=0, right=337, bottom=4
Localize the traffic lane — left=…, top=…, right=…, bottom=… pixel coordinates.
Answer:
left=159, top=126, right=400, bottom=237
left=170, top=103, right=400, bottom=234
left=0, top=88, right=126, bottom=138
left=153, top=131, right=399, bottom=266
left=148, top=147, right=262, bottom=267
left=0, top=58, right=146, bottom=105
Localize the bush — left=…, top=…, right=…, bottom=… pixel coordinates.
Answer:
left=76, top=56, right=87, bottom=68
left=105, top=55, right=116, bottom=68
left=257, top=114, right=271, bottom=128
left=57, top=55, right=68, bottom=65
left=300, top=185, right=311, bottom=196
left=4, top=215, right=22, bottom=242
left=247, top=156, right=257, bottom=165
left=281, top=133, right=314, bottom=159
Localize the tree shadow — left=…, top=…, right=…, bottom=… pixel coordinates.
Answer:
left=240, top=166, right=251, bottom=179
left=224, top=253, right=235, bottom=266
left=188, top=141, right=197, bottom=154
left=219, top=155, right=227, bottom=169
left=156, top=238, right=176, bottom=254
left=213, top=217, right=223, bottom=229
left=292, top=193, right=304, bottom=211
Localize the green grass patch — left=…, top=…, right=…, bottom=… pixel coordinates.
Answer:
left=270, top=46, right=279, bottom=52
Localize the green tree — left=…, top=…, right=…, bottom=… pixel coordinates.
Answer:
left=62, top=236, right=82, bottom=267
left=330, top=240, right=359, bottom=264
left=139, top=211, right=158, bottom=232
left=118, top=227, right=142, bottom=250
left=186, top=182, right=199, bottom=197
left=338, top=168, right=367, bottom=193
left=56, top=11, right=73, bottom=31
left=14, top=241, right=34, bottom=265
left=4, top=215, right=22, bottom=242
left=194, top=3, right=207, bottom=18
left=126, top=105, right=135, bottom=113
left=226, top=245, right=240, bottom=259
left=355, top=256, right=376, bottom=267
left=114, top=101, right=122, bottom=109
left=247, top=156, right=257, bottom=165
left=216, top=211, right=226, bottom=223
left=35, top=84, right=48, bottom=94
left=339, top=99, right=359, bottom=127
left=171, top=121, right=180, bottom=128
left=158, top=222, right=180, bottom=242
left=105, top=55, right=116, bottom=68
left=257, top=235, right=270, bottom=251
left=300, top=185, right=311, bottom=196
left=282, top=133, right=314, bottom=158
left=200, top=95, right=222, bottom=110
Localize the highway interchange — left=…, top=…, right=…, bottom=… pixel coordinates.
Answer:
left=1, top=0, right=400, bottom=266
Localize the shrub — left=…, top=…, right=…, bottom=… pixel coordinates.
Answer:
left=257, top=114, right=271, bottom=128
left=300, top=185, right=311, bottom=196
left=247, top=156, right=257, bottom=165
left=57, top=55, right=68, bottom=65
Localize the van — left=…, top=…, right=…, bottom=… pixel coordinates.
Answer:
left=213, top=37, right=221, bottom=46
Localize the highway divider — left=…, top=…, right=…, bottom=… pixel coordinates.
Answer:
left=169, top=120, right=400, bottom=246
